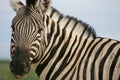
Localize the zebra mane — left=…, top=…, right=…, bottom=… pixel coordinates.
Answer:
left=67, top=16, right=96, bottom=38
left=50, top=7, right=97, bottom=38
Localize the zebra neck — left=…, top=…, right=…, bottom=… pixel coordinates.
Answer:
left=46, top=7, right=96, bottom=38
left=36, top=13, right=97, bottom=78
left=42, top=14, right=59, bottom=46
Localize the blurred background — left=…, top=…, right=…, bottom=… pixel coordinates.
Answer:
left=0, top=0, right=120, bottom=80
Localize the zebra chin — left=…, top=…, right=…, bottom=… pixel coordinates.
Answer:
left=13, top=73, right=28, bottom=79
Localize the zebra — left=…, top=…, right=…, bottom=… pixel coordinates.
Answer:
left=9, top=0, right=120, bottom=80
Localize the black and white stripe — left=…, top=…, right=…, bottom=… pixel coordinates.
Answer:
left=10, top=0, right=120, bottom=80
left=36, top=16, right=120, bottom=79
left=46, top=7, right=96, bottom=38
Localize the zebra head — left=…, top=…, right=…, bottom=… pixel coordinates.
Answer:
left=9, top=0, right=51, bottom=79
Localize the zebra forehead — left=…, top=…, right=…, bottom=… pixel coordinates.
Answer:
left=11, top=11, right=43, bottom=29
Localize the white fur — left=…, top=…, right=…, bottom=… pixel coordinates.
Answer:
left=9, top=0, right=24, bottom=11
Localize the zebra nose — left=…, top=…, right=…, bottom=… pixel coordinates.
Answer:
left=10, top=60, right=30, bottom=78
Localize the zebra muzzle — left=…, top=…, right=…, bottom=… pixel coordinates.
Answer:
left=9, top=52, right=31, bottom=79
left=10, top=60, right=30, bottom=79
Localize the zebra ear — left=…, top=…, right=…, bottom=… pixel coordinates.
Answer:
left=26, top=0, right=51, bottom=14
left=9, top=0, right=24, bottom=12
left=26, top=0, right=40, bottom=8
left=40, top=0, right=52, bottom=13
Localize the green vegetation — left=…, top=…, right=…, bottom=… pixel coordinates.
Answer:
left=0, top=60, right=39, bottom=80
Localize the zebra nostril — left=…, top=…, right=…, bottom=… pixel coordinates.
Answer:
left=9, top=59, right=31, bottom=77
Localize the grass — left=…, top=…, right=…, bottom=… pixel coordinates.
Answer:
left=0, top=60, right=39, bottom=80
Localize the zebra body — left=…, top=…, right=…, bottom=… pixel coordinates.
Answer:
left=39, top=15, right=120, bottom=80
left=9, top=0, right=120, bottom=80
left=37, top=16, right=120, bottom=79
left=38, top=6, right=120, bottom=80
